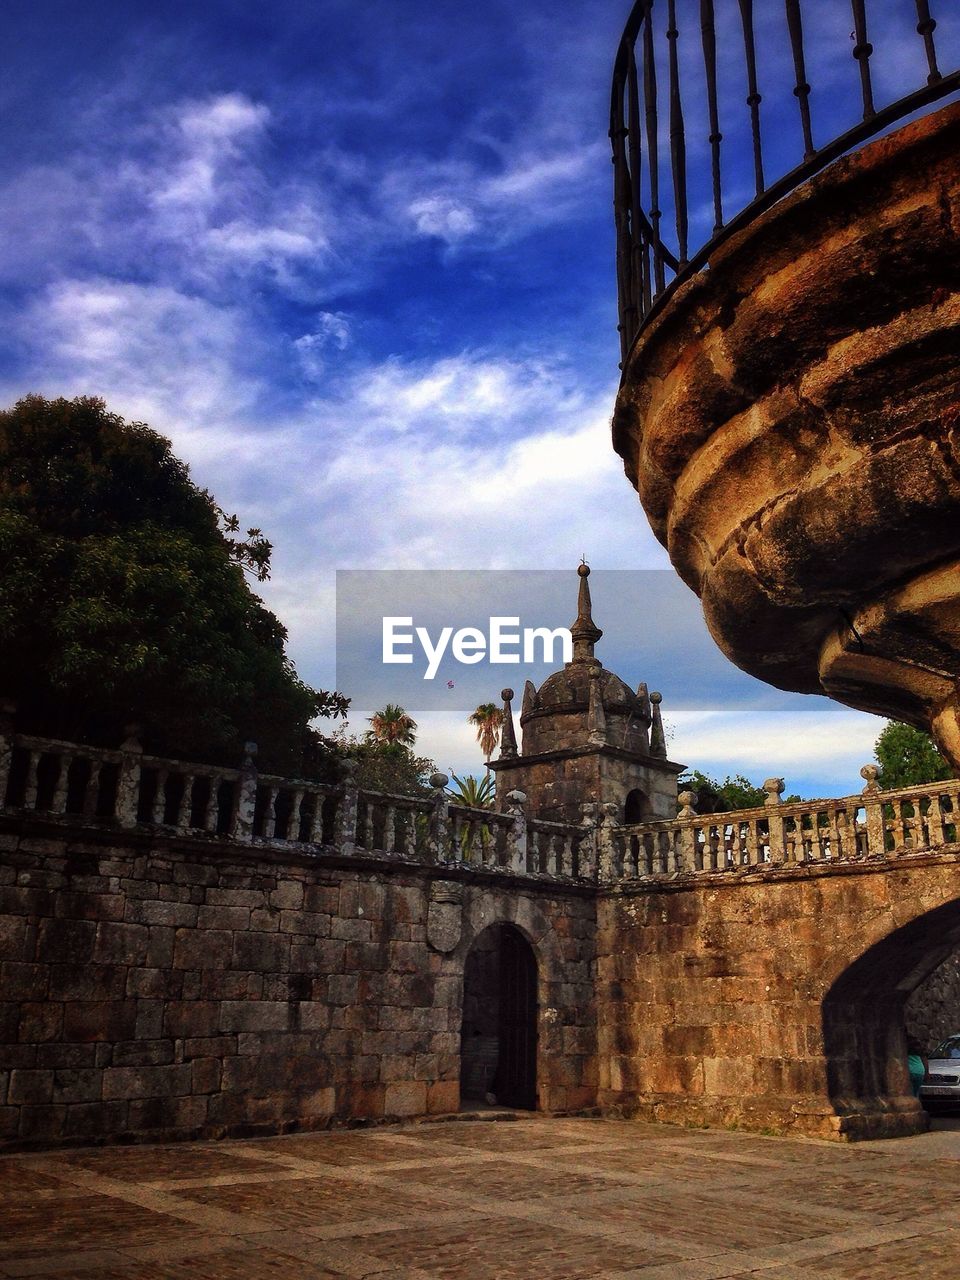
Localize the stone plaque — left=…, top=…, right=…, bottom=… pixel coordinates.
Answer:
left=427, top=880, right=464, bottom=953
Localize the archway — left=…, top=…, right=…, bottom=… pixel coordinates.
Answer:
left=624, top=788, right=651, bottom=823
left=460, top=923, right=538, bottom=1110
left=822, top=897, right=960, bottom=1132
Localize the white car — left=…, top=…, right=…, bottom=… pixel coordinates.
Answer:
left=920, top=1034, right=960, bottom=1111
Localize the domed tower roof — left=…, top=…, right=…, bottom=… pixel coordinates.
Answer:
left=518, top=563, right=664, bottom=759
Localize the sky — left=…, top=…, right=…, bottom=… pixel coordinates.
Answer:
left=3, top=0, right=958, bottom=798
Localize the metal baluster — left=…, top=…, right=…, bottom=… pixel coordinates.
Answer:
left=612, top=70, right=634, bottom=357
left=667, top=0, right=689, bottom=266
left=785, top=0, right=815, bottom=159
left=850, top=0, right=875, bottom=119
left=699, top=0, right=724, bottom=233
left=915, top=0, right=941, bottom=84
left=643, top=7, right=665, bottom=292
left=737, top=0, right=765, bottom=196
left=627, top=50, right=647, bottom=317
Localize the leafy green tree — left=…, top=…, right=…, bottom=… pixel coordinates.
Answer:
left=874, top=721, right=953, bottom=789
left=468, top=703, right=503, bottom=761
left=446, top=772, right=495, bottom=808
left=678, top=769, right=800, bottom=813
left=328, top=726, right=436, bottom=795
left=0, top=395, right=347, bottom=769
left=367, top=703, right=417, bottom=747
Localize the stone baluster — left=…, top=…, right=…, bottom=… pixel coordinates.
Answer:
left=860, top=764, right=885, bottom=855
left=578, top=802, right=598, bottom=881
left=336, top=761, right=359, bottom=854
left=784, top=815, right=798, bottom=863
left=383, top=803, right=396, bottom=855
left=597, top=802, right=621, bottom=881
left=23, top=749, right=41, bottom=811
left=84, top=758, right=103, bottom=818
left=762, top=778, right=785, bottom=863
left=560, top=832, right=574, bottom=878
left=287, top=787, right=304, bottom=841
left=116, top=725, right=144, bottom=828
left=175, top=775, right=195, bottom=831
left=502, top=790, right=526, bottom=872
left=153, top=769, right=169, bottom=825
left=0, top=699, right=15, bottom=807
left=204, top=775, right=223, bottom=834
left=231, top=742, right=258, bottom=842
left=677, top=791, right=698, bottom=872
left=928, top=791, right=947, bottom=847
left=50, top=753, right=69, bottom=814
left=825, top=807, right=842, bottom=860
left=428, top=774, right=450, bottom=863
left=307, top=790, right=325, bottom=845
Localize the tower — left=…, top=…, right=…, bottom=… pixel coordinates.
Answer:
left=489, top=564, right=683, bottom=823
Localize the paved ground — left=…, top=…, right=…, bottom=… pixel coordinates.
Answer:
left=1, top=1115, right=958, bottom=1279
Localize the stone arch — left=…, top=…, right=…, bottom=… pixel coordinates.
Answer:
left=821, top=894, right=960, bottom=1135
left=624, top=788, right=652, bottom=823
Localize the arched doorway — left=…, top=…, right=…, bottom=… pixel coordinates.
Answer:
left=822, top=897, right=960, bottom=1130
left=460, top=923, right=538, bottom=1109
left=624, top=788, right=651, bottom=823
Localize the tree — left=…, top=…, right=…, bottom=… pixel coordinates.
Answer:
left=446, top=772, right=495, bottom=808
left=0, top=395, right=347, bottom=769
left=328, top=726, right=436, bottom=796
left=367, top=703, right=417, bottom=747
left=678, top=769, right=800, bottom=813
left=468, top=703, right=503, bottom=761
left=874, top=721, right=953, bottom=790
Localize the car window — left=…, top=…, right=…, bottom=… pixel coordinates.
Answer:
left=931, top=1036, right=960, bottom=1059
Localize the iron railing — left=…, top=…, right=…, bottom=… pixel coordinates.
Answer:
left=612, top=0, right=960, bottom=362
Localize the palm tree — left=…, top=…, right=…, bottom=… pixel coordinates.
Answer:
left=367, top=703, right=417, bottom=746
left=446, top=772, right=495, bottom=808
left=468, top=703, right=504, bottom=761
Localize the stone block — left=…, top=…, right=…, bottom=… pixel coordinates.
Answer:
left=62, top=1000, right=137, bottom=1043
left=279, top=910, right=331, bottom=937
left=337, top=1082, right=384, bottom=1120
left=48, top=964, right=126, bottom=1002
left=218, top=1000, right=289, bottom=1033
left=112, top=1040, right=175, bottom=1067
left=303, top=884, right=339, bottom=914
left=327, top=974, right=358, bottom=1005
left=384, top=1080, right=427, bottom=1118
left=249, top=908, right=281, bottom=932
left=173, top=928, right=233, bottom=971
left=331, top=917, right=371, bottom=942
left=102, top=1063, right=193, bottom=1101
left=298, top=1002, right=331, bottom=1031
left=182, top=1035, right=237, bottom=1060
left=0, top=886, right=54, bottom=917
left=232, top=932, right=290, bottom=972
left=0, top=916, right=29, bottom=961
left=93, top=921, right=150, bottom=966
left=0, top=961, right=47, bottom=1000
left=36, top=1044, right=96, bottom=1069
left=270, top=880, right=304, bottom=910
left=128, top=901, right=198, bottom=928
left=427, top=1080, right=459, bottom=1114
left=135, top=1000, right=165, bottom=1040
left=52, top=1068, right=103, bottom=1104
left=36, top=918, right=96, bottom=964
left=146, top=926, right=176, bottom=968
left=388, top=941, right=424, bottom=974
left=62, top=1100, right=128, bottom=1138
left=9, top=1069, right=54, bottom=1105
left=163, top=1001, right=220, bottom=1038
left=126, top=967, right=183, bottom=999
left=18, top=1105, right=67, bottom=1141
left=205, top=887, right=265, bottom=908
left=128, top=1095, right=208, bottom=1132
left=197, top=905, right=250, bottom=931
left=191, top=1057, right=221, bottom=1094
left=18, top=1001, right=64, bottom=1043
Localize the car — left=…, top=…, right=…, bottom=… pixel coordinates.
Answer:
left=919, top=1034, right=960, bottom=1112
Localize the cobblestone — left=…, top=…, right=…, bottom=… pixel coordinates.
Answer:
left=1, top=1116, right=957, bottom=1278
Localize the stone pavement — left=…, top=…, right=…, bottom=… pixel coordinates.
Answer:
left=1, top=1115, right=958, bottom=1279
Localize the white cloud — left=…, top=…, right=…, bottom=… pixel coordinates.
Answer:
left=294, top=312, right=352, bottom=380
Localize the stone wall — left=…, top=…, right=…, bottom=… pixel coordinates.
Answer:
left=0, top=818, right=596, bottom=1149
left=596, top=852, right=960, bottom=1140
left=906, top=949, right=960, bottom=1051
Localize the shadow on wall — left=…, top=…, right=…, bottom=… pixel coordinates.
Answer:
left=823, top=898, right=960, bottom=1109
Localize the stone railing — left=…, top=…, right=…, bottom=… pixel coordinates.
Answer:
left=605, top=770, right=960, bottom=882
left=0, top=727, right=587, bottom=883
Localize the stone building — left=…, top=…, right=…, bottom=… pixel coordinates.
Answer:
left=490, top=564, right=683, bottom=824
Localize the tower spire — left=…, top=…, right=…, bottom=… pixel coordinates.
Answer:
left=570, top=562, right=602, bottom=662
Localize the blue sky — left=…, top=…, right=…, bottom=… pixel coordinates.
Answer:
left=3, top=0, right=958, bottom=796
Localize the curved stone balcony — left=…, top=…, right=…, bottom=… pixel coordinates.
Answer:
left=614, top=102, right=960, bottom=767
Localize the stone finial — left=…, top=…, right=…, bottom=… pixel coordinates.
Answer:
left=763, top=777, right=785, bottom=806
left=635, top=681, right=651, bottom=721
left=505, top=789, right=527, bottom=811
left=498, top=688, right=518, bottom=759
left=121, top=723, right=143, bottom=755
left=678, top=790, right=698, bottom=817
left=570, top=562, right=603, bottom=662
left=242, top=741, right=259, bottom=768
left=587, top=662, right=607, bottom=744
left=860, top=763, right=881, bottom=794
left=521, top=678, right=536, bottom=718
left=649, top=691, right=667, bottom=759
left=429, top=771, right=449, bottom=791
